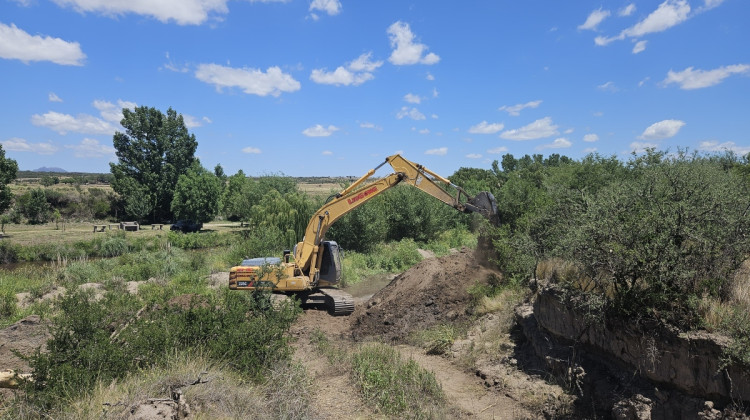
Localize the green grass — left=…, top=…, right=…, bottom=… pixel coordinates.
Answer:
left=352, top=343, right=445, bottom=419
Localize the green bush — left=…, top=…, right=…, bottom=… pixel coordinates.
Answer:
left=560, top=153, right=750, bottom=328
left=23, top=288, right=300, bottom=410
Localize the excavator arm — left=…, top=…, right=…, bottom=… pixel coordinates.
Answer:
left=294, top=154, right=499, bottom=276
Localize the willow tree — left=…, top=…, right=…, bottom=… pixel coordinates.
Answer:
left=109, top=106, right=197, bottom=222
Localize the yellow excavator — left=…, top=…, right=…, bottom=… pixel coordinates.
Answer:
left=228, top=154, right=499, bottom=315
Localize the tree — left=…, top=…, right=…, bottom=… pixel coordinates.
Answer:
left=18, top=188, right=51, bottom=224
left=171, top=162, right=222, bottom=224
left=221, top=170, right=252, bottom=221
left=0, top=144, right=18, bottom=214
left=110, top=106, right=197, bottom=222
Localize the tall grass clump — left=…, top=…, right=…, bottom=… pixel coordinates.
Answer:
left=352, top=343, right=445, bottom=418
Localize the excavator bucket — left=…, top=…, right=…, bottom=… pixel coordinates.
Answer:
left=468, top=191, right=500, bottom=226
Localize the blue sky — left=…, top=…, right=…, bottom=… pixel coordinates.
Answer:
left=1, top=0, right=748, bottom=176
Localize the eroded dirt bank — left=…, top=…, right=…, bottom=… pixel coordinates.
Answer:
left=517, top=287, right=750, bottom=419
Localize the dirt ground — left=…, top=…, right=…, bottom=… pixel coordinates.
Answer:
left=291, top=247, right=567, bottom=419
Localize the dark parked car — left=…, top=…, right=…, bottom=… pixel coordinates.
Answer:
left=170, top=220, right=202, bottom=233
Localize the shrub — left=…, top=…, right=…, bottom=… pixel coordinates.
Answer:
left=23, top=288, right=300, bottom=410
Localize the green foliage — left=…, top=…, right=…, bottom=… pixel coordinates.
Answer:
left=411, top=324, right=461, bottom=355
left=0, top=144, right=18, bottom=214
left=171, top=162, right=222, bottom=223
left=16, top=188, right=52, bottom=224
left=560, top=152, right=750, bottom=327
left=110, top=106, right=198, bottom=222
left=352, top=343, right=445, bottom=418
left=221, top=170, right=251, bottom=221
left=327, top=193, right=388, bottom=253
left=249, top=189, right=314, bottom=246
left=0, top=289, right=16, bottom=318
left=23, top=288, right=300, bottom=409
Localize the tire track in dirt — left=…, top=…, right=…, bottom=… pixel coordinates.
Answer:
left=393, top=344, right=531, bottom=419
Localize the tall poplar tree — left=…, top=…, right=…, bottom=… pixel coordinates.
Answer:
left=110, top=106, right=197, bottom=222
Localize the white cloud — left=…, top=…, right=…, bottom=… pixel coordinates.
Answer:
left=466, top=153, right=482, bottom=159
left=536, top=137, right=572, bottom=150
left=625, top=0, right=691, bottom=37
left=630, top=141, right=659, bottom=153
left=426, top=72, right=435, bottom=81
left=302, top=124, right=339, bottom=137
left=639, top=77, right=650, bottom=87
left=638, top=119, right=685, bottom=140
left=48, top=92, right=63, bottom=102
left=359, top=122, right=382, bottom=131
left=597, top=81, right=618, bottom=92
left=65, top=138, right=115, bottom=158
left=698, top=141, right=750, bottom=155
left=662, top=64, right=750, bottom=90
left=242, top=147, right=261, bottom=154
left=2, top=137, right=58, bottom=155
left=162, top=51, right=189, bottom=73
left=583, top=134, right=599, bottom=142
left=387, top=21, right=440, bottom=65
left=583, top=147, right=598, bottom=153
left=31, top=111, right=115, bottom=135
left=404, top=93, right=421, bottom=104
left=0, top=23, right=86, bottom=65
left=48, top=0, right=268, bottom=25
left=578, top=8, right=610, bottom=30
left=498, top=100, right=542, bottom=116
left=698, top=0, right=725, bottom=11
left=202, top=116, right=212, bottom=124
left=92, top=99, right=137, bottom=124
left=619, top=3, right=636, bottom=16
left=396, top=107, right=426, bottom=121
left=487, top=146, right=508, bottom=154
left=310, top=52, right=382, bottom=86
left=181, top=115, right=203, bottom=128
left=596, top=0, right=691, bottom=46
left=632, top=40, right=647, bottom=54
left=432, top=88, right=439, bottom=98
left=468, top=121, right=504, bottom=134
left=321, top=150, right=333, bottom=155
left=500, top=117, right=559, bottom=141
left=195, top=64, right=300, bottom=97
left=418, top=128, right=430, bottom=135
left=425, top=147, right=447, bottom=156
left=309, top=0, right=340, bottom=17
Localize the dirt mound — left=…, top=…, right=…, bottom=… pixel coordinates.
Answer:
left=352, top=247, right=499, bottom=342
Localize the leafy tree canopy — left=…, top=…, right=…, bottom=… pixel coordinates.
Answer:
left=109, top=106, right=197, bottom=222
left=0, top=144, right=18, bottom=214
left=171, top=162, right=222, bottom=224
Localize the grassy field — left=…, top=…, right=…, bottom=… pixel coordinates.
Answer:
left=296, top=182, right=340, bottom=198
left=0, top=221, right=247, bottom=246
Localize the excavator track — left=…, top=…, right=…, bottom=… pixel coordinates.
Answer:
left=319, top=288, right=355, bottom=316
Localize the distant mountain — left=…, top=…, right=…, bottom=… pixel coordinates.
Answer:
left=34, top=167, right=68, bottom=173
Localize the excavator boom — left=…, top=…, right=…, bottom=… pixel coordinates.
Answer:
left=229, top=154, right=499, bottom=315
